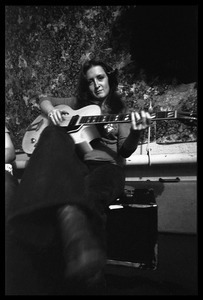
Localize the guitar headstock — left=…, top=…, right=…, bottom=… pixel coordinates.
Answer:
left=150, top=110, right=197, bottom=125
left=150, top=111, right=177, bottom=121
left=176, top=111, right=197, bottom=126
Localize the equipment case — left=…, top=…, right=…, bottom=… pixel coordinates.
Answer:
left=106, top=187, right=158, bottom=270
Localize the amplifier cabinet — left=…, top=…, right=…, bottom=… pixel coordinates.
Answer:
left=106, top=188, right=158, bottom=270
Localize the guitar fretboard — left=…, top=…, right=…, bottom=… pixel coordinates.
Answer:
left=79, top=111, right=177, bottom=125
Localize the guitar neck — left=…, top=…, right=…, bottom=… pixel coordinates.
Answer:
left=79, top=110, right=196, bottom=126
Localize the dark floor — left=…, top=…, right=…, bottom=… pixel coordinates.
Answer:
left=5, top=232, right=198, bottom=295
left=105, top=232, right=198, bottom=295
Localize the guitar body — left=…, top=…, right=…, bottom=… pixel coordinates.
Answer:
left=22, top=105, right=101, bottom=154
left=22, top=115, right=49, bottom=154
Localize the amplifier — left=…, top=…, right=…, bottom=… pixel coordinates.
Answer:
left=106, top=187, right=158, bottom=270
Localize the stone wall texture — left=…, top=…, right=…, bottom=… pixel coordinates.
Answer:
left=5, top=6, right=197, bottom=150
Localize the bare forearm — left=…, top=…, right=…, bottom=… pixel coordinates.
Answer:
left=5, top=132, right=16, bottom=163
left=40, top=99, right=55, bottom=116
left=39, top=96, right=73, bottom=115
left=5, top=148, right=16, bottom=163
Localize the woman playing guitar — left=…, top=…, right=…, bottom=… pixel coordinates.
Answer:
left=7, top=59, right=151, bottom=294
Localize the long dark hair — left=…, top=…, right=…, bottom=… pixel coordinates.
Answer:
left=76, top=59, right=126, bottom=114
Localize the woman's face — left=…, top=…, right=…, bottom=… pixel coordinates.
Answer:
left=86, top=65, right=110, bottom=101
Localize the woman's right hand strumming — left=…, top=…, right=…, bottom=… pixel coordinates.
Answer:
left=48, top=108, right=65, bottom=126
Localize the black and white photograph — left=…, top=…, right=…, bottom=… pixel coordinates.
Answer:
left=5, top=5, right=198, bottom=295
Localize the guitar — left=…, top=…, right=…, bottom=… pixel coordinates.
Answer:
left=22, top=104, right=197, bottom=155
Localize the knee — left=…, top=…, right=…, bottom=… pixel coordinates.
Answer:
left=40, top=126, right=75, bottom=148
left=41, top=125, right=64, bottom=138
